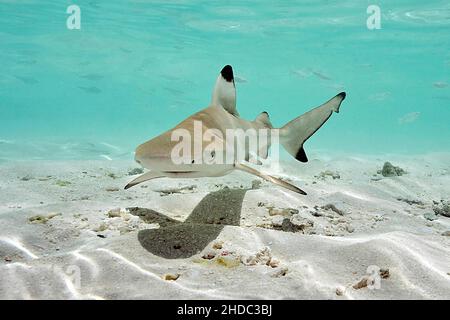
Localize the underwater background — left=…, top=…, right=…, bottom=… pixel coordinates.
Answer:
left=0, top=0, right=449, bottom=160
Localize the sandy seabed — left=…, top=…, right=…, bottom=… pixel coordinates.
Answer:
left=0, top=152, right=449, bottom=299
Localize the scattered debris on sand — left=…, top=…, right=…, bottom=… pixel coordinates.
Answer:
left=423, top=213, right=438, bottom=221
left=353, top=268, right=390, bottom=289
left=241, top=247, right=273, bottom=266
left=107, top=208, right=122, bottom=218
left=105, top=187, right=120, bottom=192
left=128, top=167, right=144, bottom=176
left=155, top=185, right=197, bottom=196
left=20, top=175, right=33, bottom=181
left=89, top=208, right=159, bottom=237
left=251, top=179, right=262, bottom=190
left=271, top=216, right=285, bottom=228
left=257, top=202, right=266, bottom=207
left=28, top=213, right=61, bottom=224
left=202, top=251, right=216, bottom=260
left=270, top=214, right=314, bottom=234
left=315, top=170, right=340, bottom=180
left=215, top=255, right=241, bottom=268
left=380, top=268, right=390, bottom=279
left=378, top=162, right=406, bottom=177
left=197, top=247, right=242, bottom=268
left=321, top=203, right=346, bottom=216
left=212, top=241, right=223, bottom=250
left=271, top=267, right=288, bottom=278
left=198, top=244, right=287, bottom=275
left=286, top=215, right=314, bottom=233
left=346, top=225, right=355, bottom=233
left=335, top=286, right=345, bottom=296
left=396, top=197, right=424, bottom=206
left=163, top=273, right=180, bottom=281
left=441, top=231, right=450, bottom=236
left=433, top=201, right=450, bottom=217
left=55, top=180, right=71, bottom=187
left=352, top=276, right=370, bottom=289
left=268, top=207, right=299, bottom=216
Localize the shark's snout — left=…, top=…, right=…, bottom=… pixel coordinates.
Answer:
left=134, top=143, right=146, bottom=165
left=134, top=142, right=159, bottom=169
left=134, top=138, right=180, bottom=172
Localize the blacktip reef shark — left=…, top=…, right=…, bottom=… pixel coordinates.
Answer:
left=125, top=65, right=346, bottom=195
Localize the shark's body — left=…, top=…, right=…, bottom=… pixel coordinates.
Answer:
left=126, top=65, right=346, bottom=195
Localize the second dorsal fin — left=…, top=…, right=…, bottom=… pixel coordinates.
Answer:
left=255, top=111, right=272, bottom=127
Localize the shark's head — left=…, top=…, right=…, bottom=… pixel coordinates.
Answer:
left=135, top=130, right=188, bottom=173
left=134, top=123, right=230, bottom=176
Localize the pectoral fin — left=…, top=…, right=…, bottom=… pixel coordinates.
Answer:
left=124, top=171, right=165, bottom=190
left=235, top=162, right=307, bottom=195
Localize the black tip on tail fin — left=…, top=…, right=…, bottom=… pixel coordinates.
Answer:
left=221, top=65, right=234, bottom=82
left=295, top=147, right=308, bottom=163
left=280, top=92, right=347, bottom=163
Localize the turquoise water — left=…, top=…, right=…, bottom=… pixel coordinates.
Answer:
left=0, top=0, right=449, bottom=160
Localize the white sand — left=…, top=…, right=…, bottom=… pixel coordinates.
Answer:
left=0, top=152, right=449, bottom=299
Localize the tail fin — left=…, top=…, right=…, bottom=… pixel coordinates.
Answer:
left=280, top=92, right=346, bottom=162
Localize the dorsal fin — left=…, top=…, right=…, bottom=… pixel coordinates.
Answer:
left=254, top=111, right=272, bottom=127
left=211, top=65, right=238, bottom=116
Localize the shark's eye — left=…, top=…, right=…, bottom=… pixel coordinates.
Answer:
left=191, top=159, right=195, bottom=164
left=210, top=150, right=215, bottom=158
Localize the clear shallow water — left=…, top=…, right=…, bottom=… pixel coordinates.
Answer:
left=0, top=0, right=449, bottom=160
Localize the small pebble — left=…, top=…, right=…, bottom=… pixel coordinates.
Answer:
left=271, top=267, right=288, bottom=278
left=108, top=208, right=121, bottom=218
left=269, top=207, right=298, bottom=216
left=202, top=251, right=216, bottom=260
left=379, top=268, right=390, bottom=279
left=353, top=276, right=369, bottom=289
left=335, top=286, right=345, bottom=296
left=212, top=241, right=223, bottom=250
left=163, top=273, right=180, bottom=281
left=268, top=259, right=280, bottom=268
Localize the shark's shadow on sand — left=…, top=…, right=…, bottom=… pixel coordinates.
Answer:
left=129, top=188, right=248, bottom=259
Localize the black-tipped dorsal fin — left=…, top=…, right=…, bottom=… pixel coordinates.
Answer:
left=254, top=111, right=272, bottom=127
left=211, top=65, right=238, bottom=116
